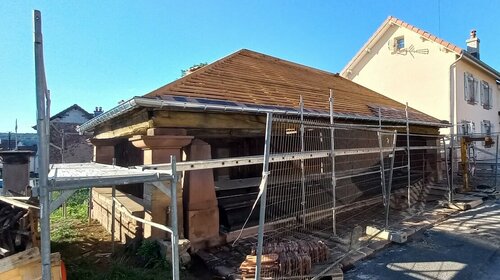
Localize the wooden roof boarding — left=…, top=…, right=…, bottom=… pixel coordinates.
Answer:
left=146, top=49, right=439, bottom=124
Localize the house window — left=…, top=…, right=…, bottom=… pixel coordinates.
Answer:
left=480, top=81, right=492, bottom=109
left=464, top=72, right=479, bottom=105
left=395, top=37, right=405, bottom=50
left=481, top=120, right=492, bottom=135
left=460, top=120, right=475, bottom=135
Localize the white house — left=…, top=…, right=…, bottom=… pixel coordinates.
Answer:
left=341, top=16, right=500, bottom=140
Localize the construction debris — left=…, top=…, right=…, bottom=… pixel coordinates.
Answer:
left=440, top=198, right=484, bottom=211
left=365, top=226, right=408, bottom=244
left=0, top=198, right=39, bottom=259
left=239, top=239, right=330, bottom=278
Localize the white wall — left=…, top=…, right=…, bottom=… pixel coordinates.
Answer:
left=455, top=60, right=500, bottom=161
left=344, top=25, right=457, bottom=129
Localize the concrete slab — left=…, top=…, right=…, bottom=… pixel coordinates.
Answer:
left=365, top=226, right=408, bottom=244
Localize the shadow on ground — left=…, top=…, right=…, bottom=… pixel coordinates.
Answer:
left=345, top=201, right=500, bottom=280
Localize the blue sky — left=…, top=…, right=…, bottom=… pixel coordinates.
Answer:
left=0, top=1, right=498, bottom=132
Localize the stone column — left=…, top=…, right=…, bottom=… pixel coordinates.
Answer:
left=89, top=138, right=122, bottom=235
left=184, top=139, right=220, bottom=246
left=90, top=138, right=119, bottom=164
left=130, top=128, right=193, bottom=239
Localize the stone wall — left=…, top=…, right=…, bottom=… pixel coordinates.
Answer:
left=91, top=188, right=145, bottom=244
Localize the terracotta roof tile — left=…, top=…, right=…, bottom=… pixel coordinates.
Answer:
left=388, top=17, right=462, bottom=53
left=145, top=49, right=439, bottom=124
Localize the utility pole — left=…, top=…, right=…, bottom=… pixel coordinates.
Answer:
left=15, top=119, right=18, bottom=150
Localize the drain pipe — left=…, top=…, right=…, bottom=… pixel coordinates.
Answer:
left=449, top=52, right=463, bottom=202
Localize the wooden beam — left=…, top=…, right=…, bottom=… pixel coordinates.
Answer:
left=94, top=108, right=152, bottom=139
left=152, top=111, right=267, bottom=130
left=0, top=196, right=39, bottom=210
left=186, top=128, right=265, bottom=138
left=0, top=248, right=62, bottom=280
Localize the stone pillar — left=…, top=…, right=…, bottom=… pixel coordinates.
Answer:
left=89, top=138, right=121, bottom=228
left=184, top=139, right=220, bottom=246
left=90, top=138, right=119, bottom=164
left=130, top=128, right=193, bottom=239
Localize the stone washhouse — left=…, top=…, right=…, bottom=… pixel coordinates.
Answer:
left=78, top=49, right=446, bottom=249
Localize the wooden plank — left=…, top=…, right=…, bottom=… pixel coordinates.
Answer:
left=0, top=197, right=39, bottom=210
left=153, top=111, right=267, bottom=130
left=0, top=248, right=61, bottom=280
left=0, top=248, right=40, bottom=273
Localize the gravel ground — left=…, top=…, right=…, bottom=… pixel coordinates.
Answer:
left=345, top=199, right=500, bottom=280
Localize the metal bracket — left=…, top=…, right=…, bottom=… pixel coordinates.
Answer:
left=49, top=189, right=77, bottom=213
left=152, top=181, right=172, bottom=198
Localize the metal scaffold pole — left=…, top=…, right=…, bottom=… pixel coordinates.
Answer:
left=385, top=131, right=397, bottom=229
left=377, top=131, right=387, bottom=216
left=495, top=134, right=499, bottom=187
left=255, top=113, right=273, bottom=280
left=300, top=96, right=306, bottom=228
left=33, top=10, right=52, bottom=280
left=450, top=130, right=455, bottom=202
left=329, top=90, right=337, bottom=235
left=442, top=137, right=452, bottom=202
left=170, top=155, right=180, bottom=280
left=405, top=103, right=411, bottom=209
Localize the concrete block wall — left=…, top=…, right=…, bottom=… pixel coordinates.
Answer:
left=91, top=188, right=145, bottom=243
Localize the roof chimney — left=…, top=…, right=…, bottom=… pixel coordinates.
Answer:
left=94, top=106, right=103, bottom=117
left=466, top=29, right=480, bottom=59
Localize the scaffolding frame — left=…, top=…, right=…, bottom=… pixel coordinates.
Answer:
left=30, top=10, right=458, bottom=280
left=32, top=10, right=182, bottom=279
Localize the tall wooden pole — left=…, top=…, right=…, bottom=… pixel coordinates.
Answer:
left=34, top=10, right=52, bottom=280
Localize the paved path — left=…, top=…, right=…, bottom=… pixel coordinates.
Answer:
left=345, top=200, right=500, bottom=280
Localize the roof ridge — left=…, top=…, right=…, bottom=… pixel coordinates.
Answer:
left=237, top=49, right=340, bottom=78
left=387, top=16, right=462, bottom=53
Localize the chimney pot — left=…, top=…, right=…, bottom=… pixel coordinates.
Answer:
left=470, top=29, right=476, bottom=39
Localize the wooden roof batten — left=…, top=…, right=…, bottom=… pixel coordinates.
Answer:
left=78, top=49, right=445, bottom=134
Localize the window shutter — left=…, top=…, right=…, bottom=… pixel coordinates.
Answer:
left=488, top=87, right=493, bottom=109
left=474, top=79, right=479, bottom=104
left=464, top=73, right=470, bottom=101
left=480, top=82, right=485, bottom=106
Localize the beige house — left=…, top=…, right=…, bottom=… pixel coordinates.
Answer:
left=341, top=16, right=500, bottom=137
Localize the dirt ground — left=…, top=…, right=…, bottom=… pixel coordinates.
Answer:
left=51, top=219, right=205, bottom=280
left=51, top=220, right=117, bottom=271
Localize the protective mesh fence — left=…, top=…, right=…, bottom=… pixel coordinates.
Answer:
left=238, top=113, right=450, bottom=279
